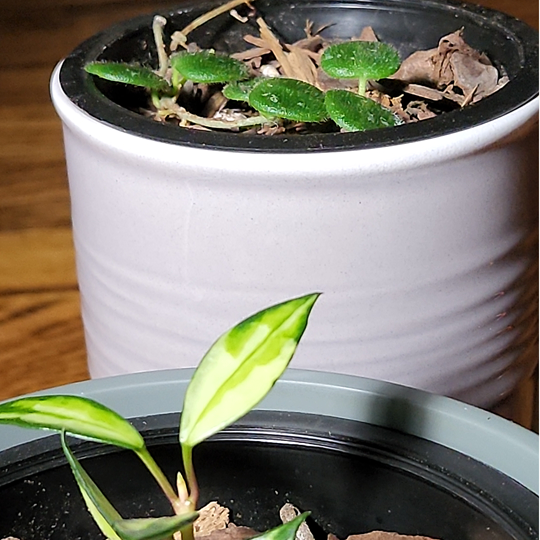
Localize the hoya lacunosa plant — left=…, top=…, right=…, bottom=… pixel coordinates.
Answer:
left=83, top=0, right=402, bottom=133
left=0, top=293, right=319, bottom=540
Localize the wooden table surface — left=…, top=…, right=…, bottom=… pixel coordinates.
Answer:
left=0, top=0, right=538, bottom=402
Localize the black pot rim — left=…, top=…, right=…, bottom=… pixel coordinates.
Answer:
left=1, top=410, right=538, bottom=539
left=56, top=0, right=539, bottom=153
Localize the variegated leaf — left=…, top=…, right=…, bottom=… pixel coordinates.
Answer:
left=62, top=433, right=198, bottom=540
left=0, top=395, right=144, bottom=450
left=180, top=293, right=320, bottom=447
left=254, top=512, right=310, bottom=540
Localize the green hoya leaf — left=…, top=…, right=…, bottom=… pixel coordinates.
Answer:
left=113, top=514, right=199, bottom=540
left=61, top=431, right=123, bottom=540
left=170, top=51, right=249, bottom=83
left=180, top=293, right=320, bottom=448
left=0, top=395, right=144, bottom=450
left=321, top=41, right=400, bottom=81
left=248, top=78, right=327, bottom=123
left=325, top=89, right=402, bottom=132
left=85, top=62, right=172, bottom=92
left=223, top=78, right=262, bottom=102
left=254, top=512, right=311, bottom=540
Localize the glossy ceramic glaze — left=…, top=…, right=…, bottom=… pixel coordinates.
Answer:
left=50, top=0, right=539, bottom=422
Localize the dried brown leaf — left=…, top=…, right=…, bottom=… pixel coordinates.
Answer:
left=200, top=524, right=259, bottom=540
left=256, top=17, right=296, bottom=77
left=390, top=49, right=438, bottom=85
left=232, top=46, right=271, bottom=61
left=358, top=26, right=379, bottom=42
left=449, top=52, right=500, bottom=100
left=287, top=46, right=320, bottom=85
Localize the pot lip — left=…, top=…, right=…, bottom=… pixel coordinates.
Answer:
left=54, top=0, right=539, bottom=154
left=0, top=369, right=537, bottom=493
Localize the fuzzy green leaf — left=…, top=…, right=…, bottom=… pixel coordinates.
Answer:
left=85, top=62, right=171, bottom=92
left=325, top=89, right=402, bottom=132
left=321, top=41, right=400, bottom=81
left=0, top=395, right=145, bottom=450
left=254, top=512, right=310, bottom=540
left=113, top=514, right=199, bottom=540
left=248, top=78, right=327, bottom=122
left=223, top=78, right=262, bottom=102
left=180, top=294, right=320, bottom=448
left=170, top=51, right=249, bottom=83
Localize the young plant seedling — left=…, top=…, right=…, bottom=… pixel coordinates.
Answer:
left=324, top=89, right=402, bottom=132
left=83, top=1, right=405, bottom=133
left=170, top=50, right=250, bottom=84
left=248, top=78, right=328, bottom=123
left=0, top=294, right=319, bottom=540
left=320, top=41, right=400, bottom=96
left=84, top=63, right=173, bottom=93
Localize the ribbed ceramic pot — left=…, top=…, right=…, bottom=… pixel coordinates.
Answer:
left=50, top=0, right=539, bottom=422
left=0, top=370, right=538, bottom=539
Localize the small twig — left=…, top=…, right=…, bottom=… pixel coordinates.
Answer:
left=461, top=84, right=478, bottom=107
left=230, top=8, right=249, bottom=23
left=159, top=102, right=269, bottom=130
left=174, top=0, right=254, bottom=49
left=256, top=17, right=296, bottom=78
left=152, top=15, right=169, bottom=77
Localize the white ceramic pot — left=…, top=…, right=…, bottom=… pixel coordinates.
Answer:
left=51, top=0, right=538, bottom=423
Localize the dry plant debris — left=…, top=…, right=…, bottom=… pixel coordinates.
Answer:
left=145, top=3, right=506, bottom=133
left=183, top=502, right=440, bottom=540
left=86, top=1, right=507, bottom=134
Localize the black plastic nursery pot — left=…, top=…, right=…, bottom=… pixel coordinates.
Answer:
left=0, top=371, right=537, bottom=540
left=57, top=0, right=539, bottom=152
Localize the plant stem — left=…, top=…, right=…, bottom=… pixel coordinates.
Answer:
left=151, top=91, right=162, bottom=109
left=179, top=0, right=254, bottom=42
left=182, top=444, right=199, bottom=510
left=358, top=76, right=367, bottom=96
left=152, top=15, right=169, bottom=77
left=160, top=103, right=269, bottom=130
left=136, top=448, right=182, bottom=511
left=181, top=523, right=196, bottom=540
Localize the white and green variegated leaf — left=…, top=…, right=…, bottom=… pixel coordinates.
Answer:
left=180, top=293, right=320, bottom=448
left=61, top=431, right=124, bottom=540
left=113, top=514, right=199, bottom=540
left=0, top=395, right=144, bottom=450
left=255, top=512, right=311, bottom=540
left=61, top=433, right=198, bottom=540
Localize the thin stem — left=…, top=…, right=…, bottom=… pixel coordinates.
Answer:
left=172, top=69, right=185, bottom=93
left=151, top=91, right=162, bottom=109
left=358, top=76, right=367, bottom=96
left=136, top=448, right=182, bottom=512
left=182, top=444, right=199, bottom=509
left=160, top=103, right=269, bottom=130
left=181, top=523, right=196, bottom=540
left=152, top=16, right=169, bottom=77
left=180, top=0, right=253, bottom=40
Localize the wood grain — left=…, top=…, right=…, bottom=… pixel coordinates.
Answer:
left=0, top=0, right=537, bottom=405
